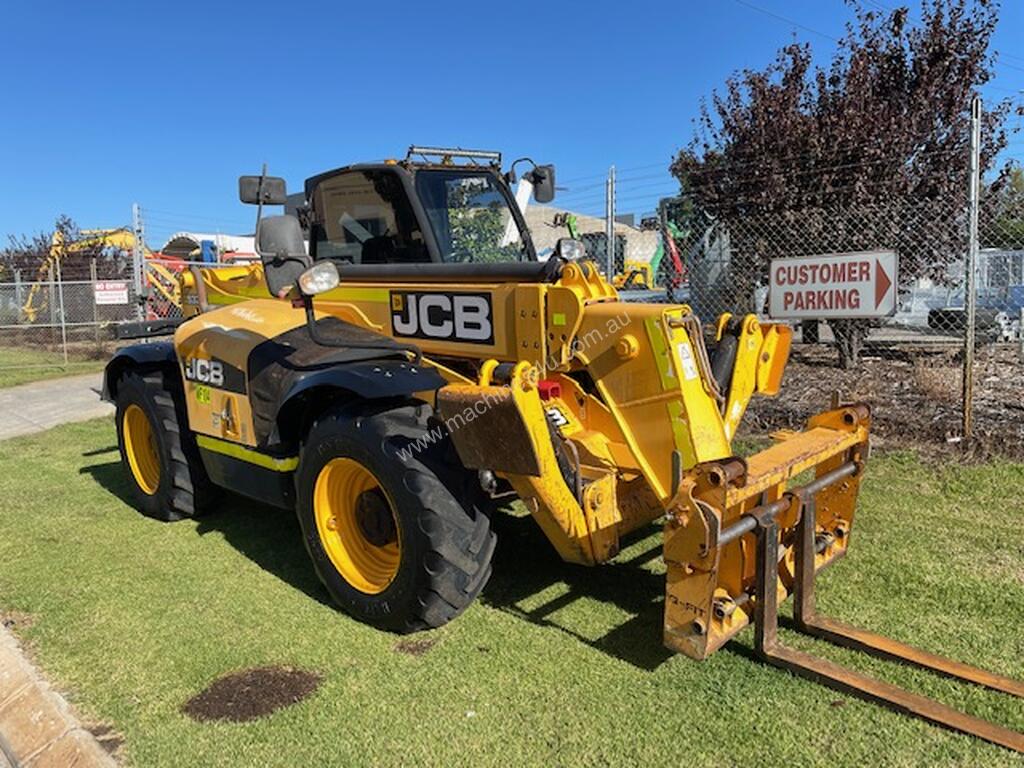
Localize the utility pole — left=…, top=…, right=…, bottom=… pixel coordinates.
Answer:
left=962, top=96, right=981, bottom=439
left=132, top=203, right=146, bottom=321
left=605, top=165, right=616, bottom=279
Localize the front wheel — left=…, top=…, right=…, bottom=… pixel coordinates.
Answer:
left=295, top=402, right=495, bottom=633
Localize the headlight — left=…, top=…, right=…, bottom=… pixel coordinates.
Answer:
left=298, top=261, right=340, bottom=296
left=556, top=238, right=585, bottom=262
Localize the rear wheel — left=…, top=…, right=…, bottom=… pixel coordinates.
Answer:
left=114, top=370, right=217, bottom=521
left=296, top=402, right=495, bottom=632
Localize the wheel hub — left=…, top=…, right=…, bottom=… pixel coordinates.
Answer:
left=312, top=457, right=401, bottom=595
left=355, top=489, right=397, bottom=547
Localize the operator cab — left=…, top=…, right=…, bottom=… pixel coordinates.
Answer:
left=239, top=147, right=580, bottom=298
left=302, top=147, right=554, bottom=267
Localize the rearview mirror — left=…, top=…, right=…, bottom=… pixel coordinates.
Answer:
left=257, top=215, right=310, bottom=297
left=528, top=165, right=556, bottom=204
left=239, top=175, right=288, bottom=205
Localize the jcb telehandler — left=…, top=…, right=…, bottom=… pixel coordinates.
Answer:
left=105, top=147, right=1023, bottom=751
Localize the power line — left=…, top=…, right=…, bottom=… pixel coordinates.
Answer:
left=563, top=137, right=980, bottom=200
left=995, top=58, right=1024, bottom=75
left=559, top=161, right=672, bottom=186
left=731, top=0, right=840, bottom=43
left=143, top=207, right=255, bottom=225
left=740, top=0, right=1024, bottom=86
left=552, top=147, right=973, bottom=213
left=998, top=51, right=1024, bottom=65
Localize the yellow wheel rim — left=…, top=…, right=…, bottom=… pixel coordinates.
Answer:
left=123, top=404, right=161, bottom=495
left=313, top=458, right=401, bottom=594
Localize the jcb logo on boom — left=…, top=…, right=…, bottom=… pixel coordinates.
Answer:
left=184, top=357, right=224, bottom=387
left=390, top=291, right=494, bottom=344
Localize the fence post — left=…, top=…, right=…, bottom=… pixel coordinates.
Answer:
left=91, top=258, right=100, bottom=346
left=54, top=255, right=69, bottom=366
left=1019, top=306, right=1023, bottom=360
left=47, top=264, right=56, bottom=346
left=605, top=165, right=616, bottom=278
left=961, top=96, right=981, bottom=440
left=13, top=269, right=22, bottom=321
left=132, top=203, right=146, bottom=321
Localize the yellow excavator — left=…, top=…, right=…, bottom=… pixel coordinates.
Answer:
left=104, top=148, right=1023, bottom=753
left=19, top=228, right=139, bottom=322
left=17, top=227, right=190, bottom=323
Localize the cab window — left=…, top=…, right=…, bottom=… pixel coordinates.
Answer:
left=311, top=170, right=429, bottom=264
left=415, top=170, right=528, bottom=263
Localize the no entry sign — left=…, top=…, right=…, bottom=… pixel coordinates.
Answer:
left=768, top=251, right=897, bottom=319
left=94, top=280, right=130, bottom=306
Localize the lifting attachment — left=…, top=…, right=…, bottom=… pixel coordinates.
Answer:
left=743, top=461, right=1024, bottom=753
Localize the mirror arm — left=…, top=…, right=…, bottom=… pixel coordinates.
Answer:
left=509, top=157, right=537, bottom=177
left=189, top=265, right=212, bottom=313
left=254, top=162, right=269, bottom=259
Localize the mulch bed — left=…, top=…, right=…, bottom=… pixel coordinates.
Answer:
left=744, top=343, right=1024, bottom=461
left=182, top=666, right=322, bottom=723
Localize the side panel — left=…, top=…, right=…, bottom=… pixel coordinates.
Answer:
left=174, top=301, right=308, bottom=447
left=316, top=282, right=535, bottom=361
left=174, top=299, right=447, bottom=450
left=196, top=435, right=297, bottom=510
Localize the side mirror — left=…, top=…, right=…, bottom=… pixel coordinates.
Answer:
left=239, top=175, right=288, bottom=205
left=527, top=165, right=556, bottom=204
left=257, top=215, right=310, bottom=297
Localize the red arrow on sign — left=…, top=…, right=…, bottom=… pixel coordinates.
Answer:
left=875, top=258, right=892, bottom=309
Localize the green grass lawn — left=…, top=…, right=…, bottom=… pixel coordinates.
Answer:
left=0, top=347, right=105, bottom=388
left=0, top=419, right=1021, bottom=767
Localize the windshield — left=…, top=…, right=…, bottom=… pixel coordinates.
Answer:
left=415, top=170, right=529, bottom=263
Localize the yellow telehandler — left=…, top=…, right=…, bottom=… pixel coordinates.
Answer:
left=104, top=147, right=1022, bottom=752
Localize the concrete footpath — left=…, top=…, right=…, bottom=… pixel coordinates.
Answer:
left=0, top=373, right=117, bottom=766
left=0, top=374, right=112, bottom=441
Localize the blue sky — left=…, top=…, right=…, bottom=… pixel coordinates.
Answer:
left=2, top=0, right=1022, bottom=247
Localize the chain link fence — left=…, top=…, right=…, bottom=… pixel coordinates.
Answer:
left=537, top=134, right=1022, bottom=449
left=0, top=268, right=141, bottom=371
left=0, top=253, right=251, bottom=375
left=532, top=189, right=1023, bottom=352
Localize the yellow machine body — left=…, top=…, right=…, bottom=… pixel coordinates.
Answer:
left=611, top=259, right=654, bottom=290
left=176, top=254, right=879, bottom=657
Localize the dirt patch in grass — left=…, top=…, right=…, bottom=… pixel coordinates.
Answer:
left=182, top=666, right=322, bottom=723
left=394, top=637, right=436, bottom=656
left=0, top=610, right=35, bottom=632
left=745, top=343, right=1024, bottom=461
left=87, top=722, right=125, bottom=756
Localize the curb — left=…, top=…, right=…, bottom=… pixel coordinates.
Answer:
left=0, top=625, right=115, bottom=768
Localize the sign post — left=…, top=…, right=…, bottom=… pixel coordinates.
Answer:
left=768, top=250, right=897, bottom=320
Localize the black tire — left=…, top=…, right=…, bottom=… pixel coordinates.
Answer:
left=114, top=369, right=218, bottom=522
left=295, top=401, right=496, bottom=633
